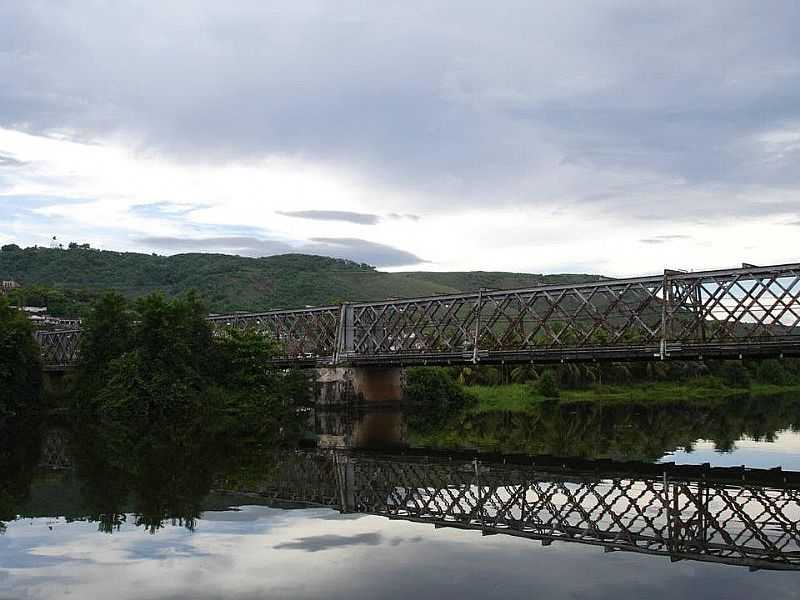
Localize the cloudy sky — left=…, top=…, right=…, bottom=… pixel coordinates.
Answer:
left=1, top=1, right=799, bottom=275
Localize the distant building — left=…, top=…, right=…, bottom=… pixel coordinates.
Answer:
left=0, top=279, right=21, bottom=295
left=21, top=306, right=47, bottom=314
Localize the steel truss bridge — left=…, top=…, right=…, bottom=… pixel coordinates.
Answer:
left=36, top=261, right=800, bottom=370
left=230, top=450, right=800, bottom=571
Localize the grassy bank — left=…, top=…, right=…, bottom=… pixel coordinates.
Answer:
left=463, top=381, right=800, bottom=413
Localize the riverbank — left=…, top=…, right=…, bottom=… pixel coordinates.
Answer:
left=463, top=380, right=800, bottom=413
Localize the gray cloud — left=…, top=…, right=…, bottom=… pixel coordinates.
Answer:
left=639, top=234, right=692, bottom=244
left=277, top=210, right=380, bottom=225
left=0, top=153, right=25, bottom=167
left=130, top=202, right=211, bottom=219
left=273, top=533, right=382, bottom=553
left=387, top=213, right=421, bottom=221
left=138, top=236, right=292, bottom=256
left=305, top=237, right=424, bottom=267
left=2, top=2, right=800, bottom=222
left=137, top=235, right=424, bottom=267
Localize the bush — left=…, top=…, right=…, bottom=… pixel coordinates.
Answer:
left=453, top=365, right=500, bottom=386
left=405, top=367, right=471, bottom=432
left=692, top=375, right=725, bottom=389
left=406, top=367, right=466, bottom=406
left=537, top=370, right=560, bottom=398
left=755, top=360, right=789, bottom=385
left=719, top=361, right=751, bottom=388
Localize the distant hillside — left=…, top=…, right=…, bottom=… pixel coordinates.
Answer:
left=0, top=245, right=604, bottom=314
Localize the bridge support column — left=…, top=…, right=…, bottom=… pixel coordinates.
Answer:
left=315, top=367, right=405, bottom=405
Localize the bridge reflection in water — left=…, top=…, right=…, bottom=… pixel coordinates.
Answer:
left=235, top=448, right=800, bottom=572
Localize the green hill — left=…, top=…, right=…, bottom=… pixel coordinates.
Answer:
left=0, top=245, right=603, bottom=315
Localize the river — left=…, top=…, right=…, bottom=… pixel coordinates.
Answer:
left=2, top=393, right=799, bottom=599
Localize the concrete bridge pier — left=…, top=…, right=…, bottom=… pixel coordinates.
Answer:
left=315, top=366, right=405, bottom=405
left=314, top=366, right=407, bottom=451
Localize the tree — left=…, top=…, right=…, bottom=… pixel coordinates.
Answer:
left=85, top=293, right=214, bottom=416
left=405, top=367, right=472, bottom=432
left=0, top=298, right=42, bottom=417
left=1, top=244, right=20, bottom=252
left=75, top=291, right=135, bottom=399
left=537, top=370, right=560, bottom=398
left=718, top=361, right=751, bottom=388
left=755, top=359, right=789, bottom=385
left=76, top=291, right=307, bottom=428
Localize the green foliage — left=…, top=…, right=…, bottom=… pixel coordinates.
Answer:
left=0, top=419, right=44, bottom=534
left=406, top=367, right=467, bottom=406
left=1, top=244, right=20, bottom=252
left=0, top=298, right=42, bottom=417
left=0, top=245, right=600, bottom=314
left=718, top=361, right=752, bottom=388
left=452, top=365, right=501, bottom=386
left=411, top=394, right=800, bottom=461
left=63, top=403, right=306, bottom=534
left=76, top=293, right=208, bottom=414
left=510, top=364, right=538, bottom=384
left=755, top=359, right=791, bottom=386
left=405, top=367, right=473, bottom=432
left=537, top=369, right=560, bottom=398
left=213, top=328, right=283, bottom=389
left=75, top=291, right=134, bottom=396
left=5, top=284, right=99, bottom=317
left=75, top=292, right=310, bottom=426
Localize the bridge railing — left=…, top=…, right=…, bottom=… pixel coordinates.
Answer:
left=343, top=262, right=800, bottom=364
left=35, top=329, right=81, bottom=371
left=666, top=264, right=800, bottom=352
left=35, top=261, right=800, bottom=368
left=207, top=306, right=341, bottom=365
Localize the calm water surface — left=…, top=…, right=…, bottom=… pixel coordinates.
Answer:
left=2, top=394, right=800, bottom=599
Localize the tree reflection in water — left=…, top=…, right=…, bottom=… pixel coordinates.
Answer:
left=0, top=400, right=306, bottom=535
left=408, top=393, right=800, bottom=460
left=0, top=418, right=44, bottom=535
left=3, top=393, right=800, bottom=537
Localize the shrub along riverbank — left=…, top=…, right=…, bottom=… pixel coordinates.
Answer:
left=404, top=360, right=800, bottom=419
left=464, top=380, right=800, bottom=412
left=408, top=392, right=800, bottom=459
